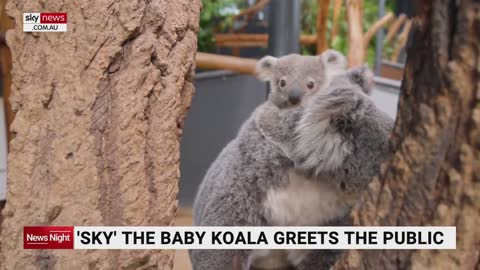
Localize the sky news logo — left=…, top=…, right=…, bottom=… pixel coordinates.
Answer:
left=23, top=13, right=67, bottom=32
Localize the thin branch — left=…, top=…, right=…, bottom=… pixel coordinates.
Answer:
left=363, top=12, right=395, bottom=48
left=385, top=13, right=407, bottom=44
left=391, top=19, right=412, bottom=62
left=232, top=0, right=270, bottom=20
left=223, top=0, right=271, bottom=33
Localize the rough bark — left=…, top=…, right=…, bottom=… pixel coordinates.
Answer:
left=0, top=0, right=200, bottom=269
left=334, top=1, right=480, bottom=269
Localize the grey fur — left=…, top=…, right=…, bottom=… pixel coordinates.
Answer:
left=191, top=102, right=301, bottom=270
left=191, top=65, right=394, bottom=270
left=293, top=66, right=393, bottom=194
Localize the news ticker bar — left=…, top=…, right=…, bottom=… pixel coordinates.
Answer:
left=23, top=13, right=67, bottom=32
left=24, top=226, right=456, bottom=250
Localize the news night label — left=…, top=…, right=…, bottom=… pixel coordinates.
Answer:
left=23, top=13, right=67, bottom=32
left=24, top=226, right=74, bottom=249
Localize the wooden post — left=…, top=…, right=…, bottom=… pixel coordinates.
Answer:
left=196, top=52, right=257, bottom=75
left=316, top=0, right=330, bottom=54
left=346, top=0, right=364, bottom=66
left=215, top=33, right=317, bottom=48
left=330, top=0, right=343, bottom=44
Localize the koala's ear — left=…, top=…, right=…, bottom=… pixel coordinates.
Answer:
left=256, top=55, right=278, bottom=81
left=347, top=64, right=374, bottom=95
left=319, top=49, right=347, bottom=76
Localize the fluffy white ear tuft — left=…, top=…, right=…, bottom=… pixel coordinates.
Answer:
left=256, top=55, right=278, bottom=81
left=319, top=49, right=347, bottom=77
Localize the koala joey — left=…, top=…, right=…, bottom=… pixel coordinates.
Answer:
left=191, top=55, right=393, bottom=270
left=256, top=49, right=347, bottom=108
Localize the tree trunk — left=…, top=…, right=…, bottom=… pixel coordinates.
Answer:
left=0, top=0, right=200, bottom=269
left=334, top=1, right=479, bottom=269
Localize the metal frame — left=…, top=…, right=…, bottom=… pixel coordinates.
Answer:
left=267, top=0, right=301, bottom=56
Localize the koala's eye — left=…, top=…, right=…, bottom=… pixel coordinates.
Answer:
left=279, top=79, right=287, bottom=88
left=307, top=81, right=315, bottom=89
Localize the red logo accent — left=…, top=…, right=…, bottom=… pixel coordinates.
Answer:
left=24, top=226, right=74, bottom=249
left=40, top=13, right=67, bottom=24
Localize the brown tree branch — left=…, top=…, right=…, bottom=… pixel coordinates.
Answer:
left=224, top=0, right=270, bottom=34
left=316, top=0, right=330, bottom=54
left=363, top=12, right=394, bottom=49
left=385, top=13, right=407, bottom=44
left=390, top=19, right=412, bottom=62
left=232, top=0, right=270, bottom=20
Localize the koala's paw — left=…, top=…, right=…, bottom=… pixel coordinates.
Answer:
left=255, top=102, right=302, bottom=146
left=293, top=87, right=368, bottom=175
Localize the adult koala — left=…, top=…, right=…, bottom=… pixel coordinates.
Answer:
left=252, top=66, right=394, bottom=269
left=190, top=53, right=393, bottom=269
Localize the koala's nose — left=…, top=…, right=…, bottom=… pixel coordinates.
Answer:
left=288, top=91, right=302, bottom=105
left=289, top=96, right=300, bottom=105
